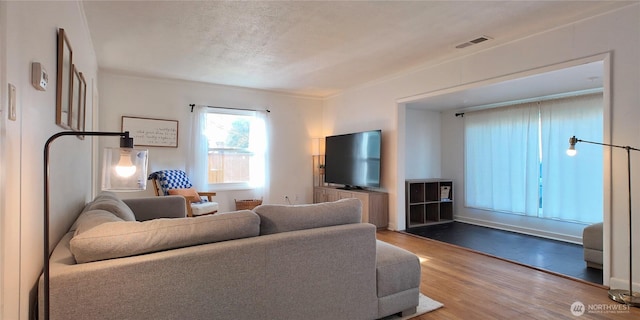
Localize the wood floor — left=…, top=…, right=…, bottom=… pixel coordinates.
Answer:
left=377, top=230, right=639, bottom=320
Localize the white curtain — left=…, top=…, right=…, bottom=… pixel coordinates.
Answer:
left=464, top=103, right=540, bottom=215
left=252, top=110, right=270, bottom=202
left=540, top=94, right=603, bottom=223
left=186, top=105, right=209, bottom=190
left=464, top=93, right=603, bottom=223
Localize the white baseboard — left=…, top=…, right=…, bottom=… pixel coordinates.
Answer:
left=609, top=276, right=640, bottom=293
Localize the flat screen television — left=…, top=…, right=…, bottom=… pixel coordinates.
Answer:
left=324, top=130, right=381, bottom=189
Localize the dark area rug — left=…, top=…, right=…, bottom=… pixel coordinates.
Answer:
left=405, top=222, right=602, bottom=285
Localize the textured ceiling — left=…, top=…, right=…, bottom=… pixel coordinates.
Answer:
left=83, top=1, right=632, bottom=98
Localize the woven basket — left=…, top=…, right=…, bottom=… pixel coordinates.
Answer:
left=235, top=199, right=263, bottom=210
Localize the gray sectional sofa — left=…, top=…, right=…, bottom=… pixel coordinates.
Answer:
left=39, top=192, right=420, bottom=320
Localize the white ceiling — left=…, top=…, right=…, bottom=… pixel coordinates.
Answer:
left=82, top=1, right=631, bottom=98
left=406, top=60, right=604, bottom=111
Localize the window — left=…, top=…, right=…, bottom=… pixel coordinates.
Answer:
left=464, top=93, right=603, bottom=224
left=189, top=106, right=267, bottom=190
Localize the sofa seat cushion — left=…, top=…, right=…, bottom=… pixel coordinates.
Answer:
left=253, top=198, right=362, bottom=235
left=70, top=209, right=260, bottom=263
left=191, top=201, right=219, bottom=216
left=375, top=240, right=420, bottom=298
left=375, top=240, right=421, bottom=318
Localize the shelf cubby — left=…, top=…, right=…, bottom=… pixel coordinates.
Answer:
left=405, top=179, right=454, bottom=228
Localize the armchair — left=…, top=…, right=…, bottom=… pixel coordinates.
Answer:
left=148, top=170, right=218, bottom=217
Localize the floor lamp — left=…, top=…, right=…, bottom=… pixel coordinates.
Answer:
left=43, top=131, right=148, bottom=320
left=312, top=137, right=325, bottom=187
left=567, top=135, right=640, bottom=307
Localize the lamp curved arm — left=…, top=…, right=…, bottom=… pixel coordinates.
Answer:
left=43, top=131, right=129, bottom=320
left=570, top=135, right=640, bottom=152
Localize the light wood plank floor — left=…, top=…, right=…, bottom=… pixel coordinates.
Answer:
left=377, top=230, right=640, bottom=319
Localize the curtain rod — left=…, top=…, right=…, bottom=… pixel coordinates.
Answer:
left=189, top=104, right=270, bottom=113
left=453, top=88, right=602, bottom=118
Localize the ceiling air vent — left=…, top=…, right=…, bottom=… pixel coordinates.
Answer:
left=455, top=36, right=492, bottom=49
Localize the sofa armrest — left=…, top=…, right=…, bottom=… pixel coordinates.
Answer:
left=124, top=196, right=187, bottom=221
left=583, top=222, right=603, bottom=250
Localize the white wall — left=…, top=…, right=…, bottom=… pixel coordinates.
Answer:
left=2, top=1, right=99, bottom=319
left=404, top=108, right=441, bottom=179
left=324, top=4, right=640, bottom=291
left=97, top=72, right=323, bottom=210
left=0, top=1, right=7, bottom=317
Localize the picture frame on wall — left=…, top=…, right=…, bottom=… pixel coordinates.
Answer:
left=121, top=116, right=179, bottom=147
left=77, top=72, right=87, bottom=138
left=70, top=65, right=81, bottom=131
left=56, top=28, right=73, bottom=129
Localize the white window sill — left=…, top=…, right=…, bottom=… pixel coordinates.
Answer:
left=206, top=183, right=261, bottom=192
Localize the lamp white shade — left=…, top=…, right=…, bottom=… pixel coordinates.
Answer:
left=311, top=137, right=325, bottom=156
left=101, top=147, right=148, bottom=191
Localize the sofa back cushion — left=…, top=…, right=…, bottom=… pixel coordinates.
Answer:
left=70, top=210, right=260, bottom=263
left=253, top=198, right=362, bottom=235
left=85, top=191, right=137, bottom=221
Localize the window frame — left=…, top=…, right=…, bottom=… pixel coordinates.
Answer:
left=203, top=107, right=266, bottom=191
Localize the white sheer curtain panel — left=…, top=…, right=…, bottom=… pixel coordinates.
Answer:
left=186, top=105, right=209, bottom=190
left=540, top=93, right=603, bottom=223
left=464, top=103, right=540, bottom=215
left=251, top=110, right=270, bottom=201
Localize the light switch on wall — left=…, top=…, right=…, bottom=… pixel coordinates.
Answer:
left=8, top=83, right=16, bottom=121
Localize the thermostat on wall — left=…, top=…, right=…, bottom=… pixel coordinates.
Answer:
left=31, top=62, right=48, bottom=91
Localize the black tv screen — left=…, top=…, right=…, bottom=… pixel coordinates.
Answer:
left=324, top=130, right=381, bottom=189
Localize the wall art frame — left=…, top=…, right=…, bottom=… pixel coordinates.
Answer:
left=76, top=72, right=87, bottom=138
left=55, top=28, right=73, bottom=129
left=70, top=65, right=80, bottom=131
left=121, top=116, right=179, bottom=147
